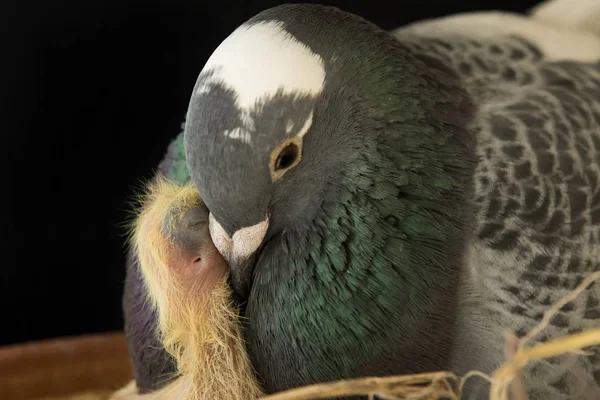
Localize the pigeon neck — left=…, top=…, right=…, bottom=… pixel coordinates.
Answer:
left=244, top=61, right=477, bottom=393
left=241, top=14, right=478, bottom=392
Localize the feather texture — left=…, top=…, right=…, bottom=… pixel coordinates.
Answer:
left=394, top=11, right=600, bottom=399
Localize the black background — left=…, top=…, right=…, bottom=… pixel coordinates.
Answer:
left=3, top=0, right=543, bottom=346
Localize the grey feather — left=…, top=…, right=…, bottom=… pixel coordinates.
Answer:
left=395, top=21, right=600, bottom=400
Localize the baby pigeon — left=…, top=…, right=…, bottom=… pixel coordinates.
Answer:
left=121, top=136, right=188, bottom=395
left=181, top=1, right=600, bottom=399
left=117, top=141, right=262, bottom=400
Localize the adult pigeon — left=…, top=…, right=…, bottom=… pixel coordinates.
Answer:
left=128, top=0, right=600, bottom=399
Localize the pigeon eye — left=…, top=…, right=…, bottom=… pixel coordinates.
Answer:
left=269, top=137, right=303, bottom=182
left=274, top=143, right=299, bottom=171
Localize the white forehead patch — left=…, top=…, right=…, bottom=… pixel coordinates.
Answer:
left=197, top=21, right=326, bottom=110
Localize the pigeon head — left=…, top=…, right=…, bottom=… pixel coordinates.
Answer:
left=185, top=5, right=382, bottom=297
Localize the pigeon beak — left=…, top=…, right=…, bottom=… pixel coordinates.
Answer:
left=208, top=213, right=269, bottom=297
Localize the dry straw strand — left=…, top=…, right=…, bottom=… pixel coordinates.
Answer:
left=518, top=271, right=600, bottom=351
left=261, top=372, right=460, bottom=400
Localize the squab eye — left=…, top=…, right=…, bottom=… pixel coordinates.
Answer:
left=274, top=143, right=299, bottom=171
